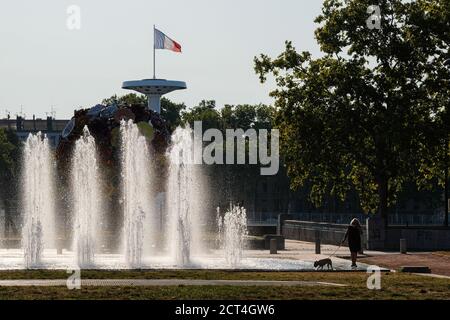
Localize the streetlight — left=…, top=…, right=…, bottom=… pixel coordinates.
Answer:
left=443, top=59, right=450, bottom=227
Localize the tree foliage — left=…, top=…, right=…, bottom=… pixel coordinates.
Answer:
left=182, top=100, right=221, bottom=130
left=254, top=0, right=449, bottom=219
left=102, top=93, right=147, bottom=106
left=0, top=129, right=21, bottom=234
left=182, top=100, right=275, bottom=131
left=160, top=97, right=186, bottom=133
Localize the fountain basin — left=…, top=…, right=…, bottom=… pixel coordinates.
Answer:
left=0, top=249, right=368, bottom=271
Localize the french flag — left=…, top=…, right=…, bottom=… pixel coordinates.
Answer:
left=154, top=28, right=182, bottom=53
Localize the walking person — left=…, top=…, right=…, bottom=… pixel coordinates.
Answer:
left=342, top=218, right=362, bottom=269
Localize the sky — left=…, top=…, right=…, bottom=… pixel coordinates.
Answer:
left=0, top=0, right=324, bottom=119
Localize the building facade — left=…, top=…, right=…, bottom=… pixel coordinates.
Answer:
left=0, top=116, right=69, bottom=148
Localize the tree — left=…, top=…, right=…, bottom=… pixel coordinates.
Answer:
left=254, top=0, right=449, bottom=223
left=181, top=101, right=277, bottom=214
left=417, top=85, right=449, bottom=225
left=160, top=97, right=186, bottom=133
left=182, top=100, right=221, bottom=130
left=220, top=104, right=274, bottom=130
left=102, top=93, right=147, bottom=106
left=0, top=129, right=20, bottom=237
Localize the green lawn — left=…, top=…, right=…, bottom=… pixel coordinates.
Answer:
left=0, top=270, right=448, bottom=299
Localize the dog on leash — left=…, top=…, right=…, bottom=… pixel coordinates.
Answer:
left=314, top=258, right=333, bottom=270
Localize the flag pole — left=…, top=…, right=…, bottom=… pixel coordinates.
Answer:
left=153, top=24, right=156, bottom=79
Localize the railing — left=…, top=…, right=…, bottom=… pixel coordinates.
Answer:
left=247, top=219, right=278, bottom=226
left=247, top=212, right=446, bottom=226
left=388, top=213, right=444, bottom=226
left=288, top=212, right=368, bottom=225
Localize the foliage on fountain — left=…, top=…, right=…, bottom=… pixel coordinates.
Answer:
left=21, top=133, right=55, bottom=268
left=55, top=104, right=171, bottom=249
left=57, top=103, right=170, bottom=182
left=17, top=104, right=240, bottom=269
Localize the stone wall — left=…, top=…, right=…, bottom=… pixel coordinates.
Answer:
left=383, top=227, right=450, bottom=250
left=281, top=217, right=450, bottom=251
left=366, top=217, right=450, bottom=250
left=247, top=225, right=277, bottom=236
left=281, top=220, right=367, bottom=249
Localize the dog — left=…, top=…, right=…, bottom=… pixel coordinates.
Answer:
left=314, top=258, right=333, bottom=270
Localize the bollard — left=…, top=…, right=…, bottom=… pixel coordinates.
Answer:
left=400, top=238, right=407, bottom=254
left=270, top=238, right=277, bottom=254
left=315, top=231, right=321, bottom=254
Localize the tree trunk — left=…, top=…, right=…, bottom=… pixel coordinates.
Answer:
left=377, top=176, right=389, bottom=227
left=3, top=199, right=7, bottom=239
left=444, top=132, right=448, bottom=227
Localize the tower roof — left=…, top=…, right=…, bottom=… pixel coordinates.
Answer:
left=122, top=79, right=186, bottom=95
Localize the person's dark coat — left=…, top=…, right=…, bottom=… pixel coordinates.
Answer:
left=344, top=225, right=362, bottom=253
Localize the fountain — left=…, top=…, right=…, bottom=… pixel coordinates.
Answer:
left=120, top=120, right=152, bottom=267
left=72, top=126, right=101, bottom=267
left=1, top=120, right=320, bottom=271
left=21, top=133, right=55, bottom=268
left=166, top=126, right=206, bottom=266
left=217, top=205, right=248, bottom=267
left=166, top=127, right=194, bottom=266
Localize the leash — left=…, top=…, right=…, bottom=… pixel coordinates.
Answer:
left=326, top=243, right=342, bottom=259
left=326, top=234, right=346, bottom=259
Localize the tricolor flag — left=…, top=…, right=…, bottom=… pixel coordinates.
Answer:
left=154, top=28, right=182, bottom=53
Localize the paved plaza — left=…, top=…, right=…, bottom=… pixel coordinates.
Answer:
left=0, top=279, right=347, bottom=287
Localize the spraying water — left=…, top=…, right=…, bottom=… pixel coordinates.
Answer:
left=121, top=120, right=151, bottom=267
left=22, top=133, right=55, bottom=268
left=167, top=126, right=199, bottom=266
left=72, top=126, right=101, bottom=267
left=217, top=204, right=248, bottom=267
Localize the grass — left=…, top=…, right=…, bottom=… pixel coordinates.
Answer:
left=0, top=269, right=385, bottom=280
left=0, top=270, right=448, bottom=299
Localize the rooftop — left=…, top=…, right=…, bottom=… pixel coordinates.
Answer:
left=0, top=116, right=69, bottom=132
left=122, top=78, right=187, bottom=95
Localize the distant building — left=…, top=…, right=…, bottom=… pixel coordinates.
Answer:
left=0, top=116, right=69, bottom=148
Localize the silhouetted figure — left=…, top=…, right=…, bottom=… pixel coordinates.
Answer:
left=342, top=218, right=362, bottom=268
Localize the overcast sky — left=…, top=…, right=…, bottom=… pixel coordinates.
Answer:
left=0, top=0, right=323, bottom=119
